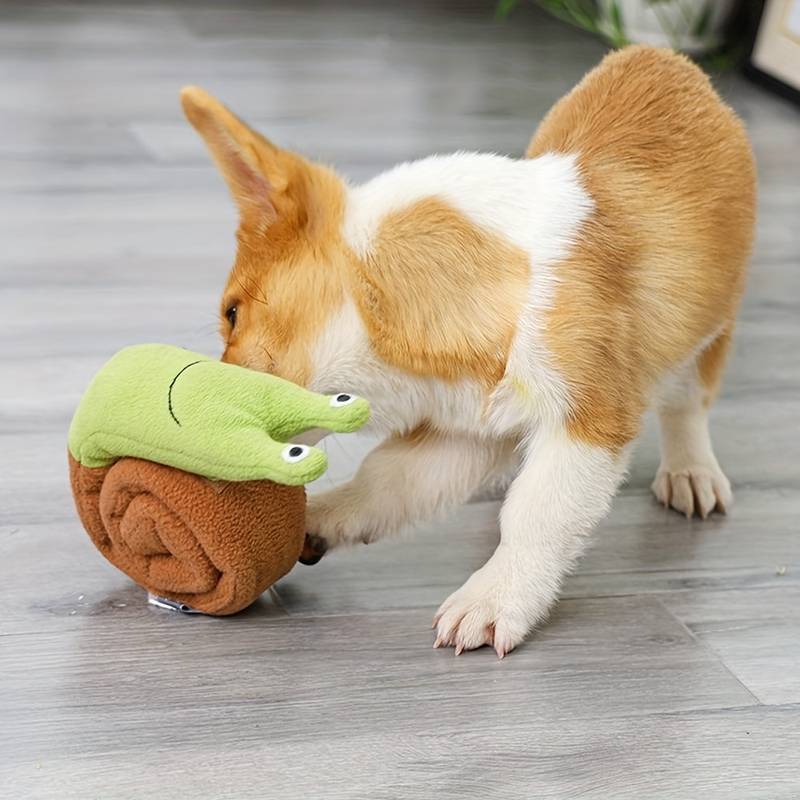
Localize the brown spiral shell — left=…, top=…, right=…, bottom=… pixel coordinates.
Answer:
left=68, top=453, right=306, bottom=615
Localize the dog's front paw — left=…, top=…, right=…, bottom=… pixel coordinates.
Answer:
left=432, top=561, right=548, bottom=658
left=301, top=490, right=376, bottom=563
left=300, top=496, right=343, bottom=563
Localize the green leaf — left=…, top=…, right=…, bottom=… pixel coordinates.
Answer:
left=495, top=0, right=519, bottom=20
left=532, top=0, right=605, bottom=38
left=609, top=0, right=627, bottom=47
left=693, top=1, right=713, bottom=38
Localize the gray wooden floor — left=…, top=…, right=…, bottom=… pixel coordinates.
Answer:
left=2, top=2, right=800, bottom=798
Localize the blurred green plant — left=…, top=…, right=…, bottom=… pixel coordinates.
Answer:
left=497, top=0, right=606, bottom=37
left=496, top=0, right=745, bottom=65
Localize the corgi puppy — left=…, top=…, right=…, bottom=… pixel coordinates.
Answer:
left=182, top=46, right=755, bottom=657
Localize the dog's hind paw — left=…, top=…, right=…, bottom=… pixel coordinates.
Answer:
left=651, top=464, right=732, bottom=519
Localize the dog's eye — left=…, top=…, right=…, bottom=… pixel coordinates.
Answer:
left=225, top=305, right=237, bottom=328
left=329, top=393, right=358, bottom=407
left=281, top=444, right=310, bottom=464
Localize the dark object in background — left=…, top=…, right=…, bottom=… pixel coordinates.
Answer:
left=745, top=0, right=800, bottom=105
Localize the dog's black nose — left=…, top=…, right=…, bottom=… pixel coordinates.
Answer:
left=299, top=533, right=328, bottom=565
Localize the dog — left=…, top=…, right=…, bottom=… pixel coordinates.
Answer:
left=181, top=45, right=755, bottom=657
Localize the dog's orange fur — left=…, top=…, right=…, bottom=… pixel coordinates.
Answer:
left=350, top=197, right=529, bottom=384
left=697, top=323, right=733, bottom=405
left=526, top=47, right=755, bottom=449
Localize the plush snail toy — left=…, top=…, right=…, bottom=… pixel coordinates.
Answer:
left=68, top=344, right=369, bottom=615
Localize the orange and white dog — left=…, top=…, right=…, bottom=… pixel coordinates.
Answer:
left=182, top=46, right=755, bottom=657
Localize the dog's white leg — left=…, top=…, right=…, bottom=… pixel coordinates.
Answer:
left=434, top=427, right=628, bottom=657
left=305, top=430, right=516, bottom=553
left=651, top=343, right=732, bottom=518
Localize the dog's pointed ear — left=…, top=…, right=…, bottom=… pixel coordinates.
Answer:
left=180, top=86, right=287, bottom=222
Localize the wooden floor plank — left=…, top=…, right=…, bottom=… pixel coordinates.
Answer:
left=5, top=705, right=799, bottom=800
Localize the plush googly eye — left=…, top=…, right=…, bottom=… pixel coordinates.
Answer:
left=329, top=393, right=358, bottom=407
left=281, top=444, right=310, bottom=463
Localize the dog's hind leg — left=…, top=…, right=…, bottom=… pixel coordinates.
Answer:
left=651, top=326, right=734, bottom=518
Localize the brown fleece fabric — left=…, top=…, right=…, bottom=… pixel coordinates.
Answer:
left=69, top=453, right=306, bottom=615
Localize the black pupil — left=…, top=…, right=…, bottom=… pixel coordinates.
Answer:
left=336, top=394, right=350, bottom=402
left=226, top=306, right=237, bottom=326
left=289, top=446, right=303, bottom=458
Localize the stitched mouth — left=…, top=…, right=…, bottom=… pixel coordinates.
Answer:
left=167, top=360, right=205, bottom=426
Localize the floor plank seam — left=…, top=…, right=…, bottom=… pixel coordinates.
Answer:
left=653, top=595, right=764, bottom=707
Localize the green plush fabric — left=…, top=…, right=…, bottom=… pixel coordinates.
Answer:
left=68, top=344, right=370, bottom=484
